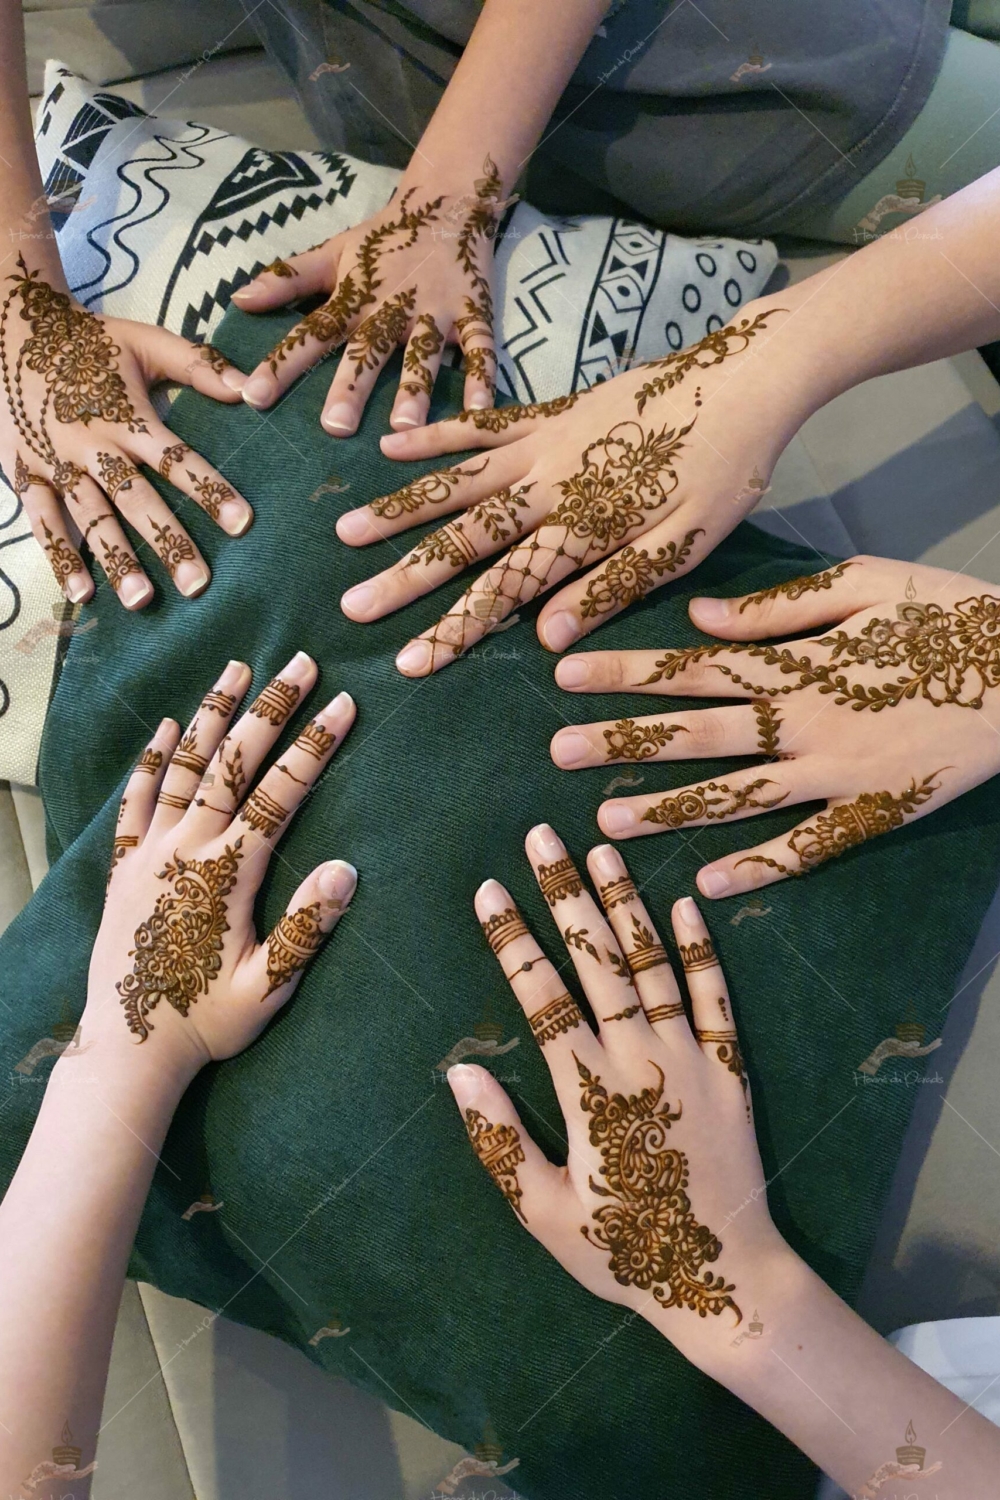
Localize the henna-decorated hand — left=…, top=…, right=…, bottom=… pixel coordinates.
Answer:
left=448, top=827, right=791, bottom=1373
left=232, top=156, right=509, bottom=434
left=82, top=652, right=357, bottom=1075
left=335, top=302, right=805, bottom=677
left=0, top=257, right=254, bottom=609
left=549, top=555, right=1000, bottom=896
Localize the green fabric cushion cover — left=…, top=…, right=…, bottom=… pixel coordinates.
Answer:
left=2, top=306, right=997, bottom=1498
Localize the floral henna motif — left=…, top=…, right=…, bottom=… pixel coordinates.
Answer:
left=737, top=560, right=856, bottom=613
left=401, top=312, right=444, bottom=397
left=192, top=343, right=230, bottom=374
left=537, top=858, right=583, bottom=905
left=150, top=518, right=196, bottom=577
left=580, top=532, right=703, bottom=620
left=752, top=700, right=782, bottom=757
left=117, top=839, right=244, bottom=1042
left=185, top=470, right=235, bottom=521
left=624, top=914, right=668, bottom=973
left=641, top=777, right=788, bottom=828
left=576, top=1057, right=740, bottom=1321
left=264, top=902, right=324, bottom=996
left=220, top=741, right=246, bottom=801
left=736, top=772, right=943, bottom=878
left=95, top=451, right=138, bottom=502
left=529, top=993, right=584, bottom=1045
left=465, top=1108, right=527, bottom=1222
left=344, top=288, right=416, bottom=386
left=634, top=309, right=784, bottom=415
left=249, top=676, right=301, bottom=726
left=564, top=925, right=601, bottom=961
left=457, top=393, right=580, bottom=430
left=604, top=718, right=687, bottom=762
left=370, top=459, right=489, bottom=521
left=39, top=518, right=84, bottom=588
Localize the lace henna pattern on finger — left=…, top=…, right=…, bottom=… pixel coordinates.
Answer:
left=752, top=700, right=782, bottom=757
left=465, top=1108, right=527, bottom=1222
left=264, top=902, right=324, bottom=996
left=576, top=1057, right=740, bottom=1322
left=736, top=771, right=944, bottom=878
left=457, top=393, right=580, bottom=430
left=634, top=308, right=784, bottom=415
left=604, top=718, right=687, bottom=762
left=401, top=312, right=444, bottom=397
left=117, top=839, right=244, bottom=1042
left=641, top=777, right=788, bottom=828
left=370, top=459, right=489, bottom=522
left=580, top=531, right=703, bottom=620
left=737, top=560, right=856, bottom=612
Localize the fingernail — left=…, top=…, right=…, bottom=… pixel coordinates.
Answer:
left=336, top=510, right=373, bottom=544
left=322, top=403, right=356, bottom=434
left=217, top=659, right=248, bottom=694
left=542, top=611, right=580, bottom=653
left=231, top=285, right=253, bottom=301
left=698, top=869, right=730, bottom=898
left=601, top=804, right=635, bottom=835
left=590, top=844, right=624, bottom=879
left=468, top=393, right=492, bottom=410
left=528, top=823, right=564, bottom=860
left=341, top=582, right=377, bottom=619
left=555, top=657, right=589, bottom=689
left=380, top=432, right=409, bottom=456
left=175, top=561, right=210, bottom=598
left=319, top=859, right=357, bottom=906
left=475, top=877, right=511, bottom=917
left=551, top=730, right=591, bottom=767
left=66, top=573, right=91, bottom=604
left=392, top=401, right=421, bottom=429
left=219, top=499, right=253, bottom=536
left=396, top=640, right=432, bottom=676
left=327, top=690, right=354, bottom=717
left=120, top=573, right=153, bottom=608
left=676, top=896, right=700, bottom=923
left=691, top=597, right=730, bottom=626
left=285, top=650, right=315, bottom=682
left=243, top=377, right=273, bottom=408
left=446, top=1062, right=483, bottom=1106
left=221, top=366, right=247, bottom=393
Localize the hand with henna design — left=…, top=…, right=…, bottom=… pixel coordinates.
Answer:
left=88, top=649, right=358, bottom=1061
left=231, top=157, right=508, bottom=436
left=338, top=305, right=798, bottom=676
left=1, top=256, right=254, bottom=609
left=448, top=829, right=1000, bottom=1495
left=549, top=555, right=1000, bottom=896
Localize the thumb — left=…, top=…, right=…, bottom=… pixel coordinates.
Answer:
left=447, top=1064, right=565, bottom=1228
left=249, top=859, right=358, bottom=1009
left=688, top=555, right=886, bottom=640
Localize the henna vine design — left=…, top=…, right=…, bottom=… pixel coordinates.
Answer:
left=13, top=450, right=45, bottom=496
left=564, top=925, right=600, bottom=961
left=606, top=950, right=636, bottom=985
left=580, top=531, right=703, bottom=620
left=641, top=777, right=787, bottom=828
left=456, top=393, right=580, bottom=430
left=407, top=485, right=534, bottom=570
left=604, top=717, right=686, bottom=762
left=737, top=560, right=856, bottom=613
left=344, top=288, right=416, bottom=387
left=529, top=993, right=584, bottom=1045
left=634, top=309, right=784, bottom=415
left=576, top=1057, right=740, bottom=1321
left=454, top=156, right=504, bottom=392
left=752, top=699, right=781, bottom=757
left=537, top=858, right=583, bottom=905
left=465, top=1108, right=527, bottom=1222
left=371, top=459, right=489, bottom=521
left=192, top=343, right=230, bottom=375
left=401, top=312, right=444, bottom=397
left=481, top=906, right=530, bottom=956
left=117, top=839, right=244, bottom=1042
left=737, top=771, right=943, bottom=878
left=268, top=190, right=444, bottom=373
left=261, top=257, right=297, bottom=279
left=264, top=902, right=324, bottom=996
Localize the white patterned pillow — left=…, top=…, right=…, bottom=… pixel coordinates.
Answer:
left=0, top=60, right=777, bottom=785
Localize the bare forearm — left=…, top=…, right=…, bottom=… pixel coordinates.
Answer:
left=0, top=0, right=64, bottom=285
left=407, top=0, right=610, bottom=191
left=0, top=1031, right=194, bottom=1491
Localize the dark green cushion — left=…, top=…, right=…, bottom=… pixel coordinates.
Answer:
left=2, top=306, right=996, bottom=1499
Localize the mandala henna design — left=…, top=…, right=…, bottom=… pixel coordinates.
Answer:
left=150, top=518, right=196, bottom=577
left=294, top=719, right=337, bottom=761
left=641, top=777, right=788, bottom=828
left=158, top=442, right=190, bottom=480
left=185, top=470, right=235, bottom=521
left=136, top=748, right=163, bottom=775
left=400, top=312, right=444, bottom=397
left=117, top=839, right=244, bottom=1042
left=249, top=676, right=301, bottom=726
left=172, top=724, right=208, bottom=776
left=203, top=690, right=237, bottom=716
left=624, top=914, right=668, bottom=973
left=264, top=902, right=324, bottom=996
left=599, top=876, right=637, bottom=910
left=679, top=938, right=718, bottom=973
left=604, top=717, right=687, bottom=762
left=580, top=531, right=704, bottom=620
left=370, top=459, right=489, bottom=522
left=576, top=1057, right=740, bottom=1321
left=646, top=1001, right=686, bottom=1023
left=39, top=518, right=84, bottom=588
left=564, top=925, right=601, bottom=961
left=344, top=287, right=416, bottom=386
left=752, top=699, right=782, bottom=757
left=634, top=309, right=784, bottom=415
left=457, top=393, right=580, bottom=430
left=736, top=771, right=943, bottom=878
left=481, top=907, right=529, bottom=955
left=465, top=1108, right=527, bottom=1223
left=95, top=451, right=138, bottom=502
left=529, top=993, right=584, bottom=1045
left=240, top=786, right=290, bottom=839
left=737, top=560, right=856, bottom=613
left=537, top=858, right=583, bottom=905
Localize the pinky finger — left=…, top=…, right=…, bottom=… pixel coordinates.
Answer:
left=21, top=479, right=92, bottom=605
left=249, top=858, right=358, bottom=1009
left=447, top=1063, right=566, bottom=1228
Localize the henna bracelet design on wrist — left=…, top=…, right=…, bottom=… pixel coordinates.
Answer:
left=465, top=1108, right=527, bottom=1222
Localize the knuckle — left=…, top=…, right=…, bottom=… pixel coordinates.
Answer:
left=685, top=707, right=724, bottom=754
